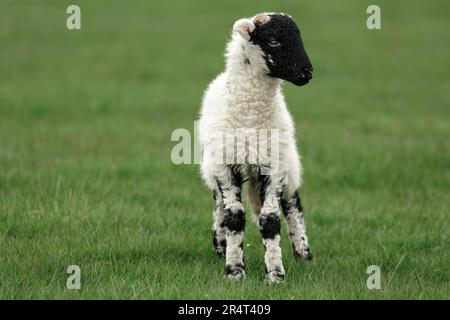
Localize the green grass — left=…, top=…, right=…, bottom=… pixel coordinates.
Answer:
left=0, top=0, right=449, bottom=299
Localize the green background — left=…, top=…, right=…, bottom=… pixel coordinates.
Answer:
left=0, top=0, right=449, bottom=299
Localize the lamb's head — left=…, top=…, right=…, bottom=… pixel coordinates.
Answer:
left=232, top=13, right=313, bottom=86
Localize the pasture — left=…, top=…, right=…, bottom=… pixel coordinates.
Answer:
left=0, top=0, right=449, bottom=299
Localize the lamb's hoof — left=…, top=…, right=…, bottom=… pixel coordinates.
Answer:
left=225, top=264, right=246, bottom=281
left=265, top=269, right=285, bottom=284
left=293, top=246, right=314, bottom=261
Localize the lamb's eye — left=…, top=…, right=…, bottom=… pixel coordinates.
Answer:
left=268, top=40, right=281, bottom=47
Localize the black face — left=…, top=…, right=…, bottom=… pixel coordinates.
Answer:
left=249, top=14, right=313, bottom=86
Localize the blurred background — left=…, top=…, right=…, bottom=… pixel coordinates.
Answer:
left=0, top=0, right=448, bottom=299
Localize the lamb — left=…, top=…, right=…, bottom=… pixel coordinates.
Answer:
left=198, top=13, right=314, bottom=283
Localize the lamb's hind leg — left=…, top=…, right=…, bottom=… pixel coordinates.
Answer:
left=212, top=189, right=226, bottom=257
left=281, top=191, right=313, bottom=260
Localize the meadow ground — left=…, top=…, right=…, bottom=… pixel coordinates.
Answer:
left=0, top=0, right=449, bottom=299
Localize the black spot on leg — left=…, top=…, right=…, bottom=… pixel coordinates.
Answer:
left=260, top=213, right=280, bottom=239
left=294, top=191, right=303, bottom=212
left=213, top=231, right=226, bottom=257
left=224, top=210, right=245, bottom=232
left=244, top=57, right=251, bottom=65
left=213, top=231, right=219, bottom=248
left=213, top=230, right=226, bottom=247
left=216, top=166, right=246, bottom=232
left=281, top=191, right=303, bottom=217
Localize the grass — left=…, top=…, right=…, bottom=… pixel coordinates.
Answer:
left=0, top=0, right=449, bottom=299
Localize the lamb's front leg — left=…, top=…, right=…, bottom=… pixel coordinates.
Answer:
left=216, top=167, right=246, bottom=280
left=258, top=174, right=285, bottom=283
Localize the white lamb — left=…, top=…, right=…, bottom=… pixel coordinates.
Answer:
left=198, top=13, right=314, bottom=283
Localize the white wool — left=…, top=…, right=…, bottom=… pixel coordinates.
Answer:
left=198, top=24, right=302, bottom=198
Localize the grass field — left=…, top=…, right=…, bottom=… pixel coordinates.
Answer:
left=0, top=0, right=449, bottom=299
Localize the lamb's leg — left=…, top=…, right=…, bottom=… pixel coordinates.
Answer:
left=216, top=166, right=246, bottom=280
left=212, top=189, right=226, bottom=257
left=281, top=191, right=313, bottom=260
left=258, top=173, right=285, bottom=283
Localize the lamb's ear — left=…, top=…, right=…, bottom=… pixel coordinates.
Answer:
left=233, top=18, right=255, bottom=41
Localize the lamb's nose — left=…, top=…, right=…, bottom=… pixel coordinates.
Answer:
left=302, top=66, right=313, bottom=80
